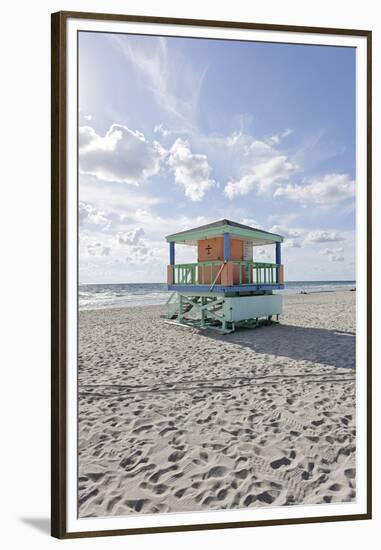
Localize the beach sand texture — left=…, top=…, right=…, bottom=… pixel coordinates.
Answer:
left=78, top=291, right=356, bottom=517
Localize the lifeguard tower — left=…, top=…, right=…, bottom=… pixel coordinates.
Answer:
left=165, top=219, right=284, bottom=333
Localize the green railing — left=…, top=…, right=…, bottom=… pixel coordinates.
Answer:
left=172, top=261, right=281, bottom=286
left=173, top=261, right=222, bottom=285
left=235, top=261, right=281, bottom=285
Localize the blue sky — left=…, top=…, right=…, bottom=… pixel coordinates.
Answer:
left=78, top=31, right=356, bottom=283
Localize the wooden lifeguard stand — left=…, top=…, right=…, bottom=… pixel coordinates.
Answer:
left=165, top=219, right=284, bottom=333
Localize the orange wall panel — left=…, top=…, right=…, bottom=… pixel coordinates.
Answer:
left=221, top=262, right=234, bottom=286
left=230, top=238, right=243, bottom=260
left=196, top=237, right=249, bottom=286
left=197, top=237, right=224, bottom=261
left=167, top=265, right=174, bottom=285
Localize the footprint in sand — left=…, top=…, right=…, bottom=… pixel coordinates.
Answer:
left=270, top=456, right=291, bottom=469
left=205, top=466, right=228, bottom=479
left=344, top=468, right=356, bottom=479
left=168, top=450, right=186, bottom=462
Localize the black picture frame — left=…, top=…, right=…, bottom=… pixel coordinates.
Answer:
left=51, top=10, right=372, bottom=539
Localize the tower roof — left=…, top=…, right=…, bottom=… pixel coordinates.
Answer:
left=165, top=219, right=283, bottom=246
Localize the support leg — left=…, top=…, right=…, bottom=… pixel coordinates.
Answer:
left=178, top=294, right=183, bottom=322
left=201, top=297, right=206, bottom=328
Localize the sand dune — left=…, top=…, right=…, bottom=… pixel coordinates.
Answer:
left=78, top=291, right=356, bottom=517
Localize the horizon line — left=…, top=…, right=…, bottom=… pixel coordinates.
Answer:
left=79, top=279, right=356, bottom=286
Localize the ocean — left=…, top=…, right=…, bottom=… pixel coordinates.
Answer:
left=79, top=281, right=356, bottom=310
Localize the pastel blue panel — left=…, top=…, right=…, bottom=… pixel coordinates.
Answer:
left=169, top=241, right=175, bottom=265
left=275, top=242, right=281, bottom=264
left=224, top=295, right=283, bottom=321
left=223, top=232, right=230, bottom=261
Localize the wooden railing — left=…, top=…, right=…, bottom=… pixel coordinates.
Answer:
left=172, top=261, right=282, bottom=286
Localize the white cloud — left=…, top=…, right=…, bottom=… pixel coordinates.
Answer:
left=125, top=244, right=153, bottom=264
left=268, top=225, right=348, bottom=249
left=254, top=248, right=273, bottom=261
left=269, top=224, right=304, bottom=248
left=266, top=128, right=293, bottom=145
left=154, top=123, right=171, bottom=137
left=304, top=230, right=346, bottom=244
left=134, top=208, right=213, bottom=240
left=79, top=176, right=162, bottom=216
left=319, top=247, right=345, bottom=262
left=79, top=124, right=164, bottom=184
left=283, top=238, right=302, bottom=249
left=79, top=202, right=110, bottom=228
left=87, top=242, right=111, bottom=256
left=269, top=225, right=303, bottom=239
left=274, top=173, right=355, bottom=205
left=206, top=131, right=273, bottom=156
left=111, top=35, right=207, bottom=130
left=241, top=218, right=262, bottom=229
left=200, top=129, right=298, bottom=200
left=113, top=226, right=155, bottom=264
left=117, top=227, right=145, bottom=246
left=319, top=247, right=344, bottom=255
left=224, top=155, right=297, bottom=199
left=167, top=138, right=216, bottom=201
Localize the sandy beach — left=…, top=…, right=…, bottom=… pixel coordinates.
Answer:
left=78, top=290, right=356, bottom=518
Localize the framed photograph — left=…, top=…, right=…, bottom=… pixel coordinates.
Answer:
left=51, top=11, right=372, bottom=539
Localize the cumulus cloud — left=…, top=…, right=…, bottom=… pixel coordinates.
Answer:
left=241, top=218, right=262, bottom=229
left=319, top=247, right=344, bottom=255
left=304, top=230, right=345, bottom=244
left=79, top=124, right=164, bottom=184
left=125, top=244, right=152, bottom=263
left=269, top=224, right=304, bottom=248
left=268, top=224, right=347, bottom=249
left=274, top=173, right=355, bottom=205
left=254, top=248, right=272, bottom=260
left=113, top=226, right=155, bottom=264
left=204, top=129, right=298, bottom=200
left=224, top=155, right=297, bottom=199
left=283, top=238, right=302, bottom=249
left=319, top=247, right=345, bottom=262
left=79, top=202, right=110, bottom=228
left=87, top=242, right=111, bottom=256
left=269, top=225, right=303, bottom=239
left=167, top=138, right=216, bottom=201
left=117, top=227, right=145, bottom=245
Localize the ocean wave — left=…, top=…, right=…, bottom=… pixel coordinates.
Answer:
left=78, top=281, right=355, bottom=311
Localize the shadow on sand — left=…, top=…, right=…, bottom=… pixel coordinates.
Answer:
left=201, top=323, right=355, bottom=370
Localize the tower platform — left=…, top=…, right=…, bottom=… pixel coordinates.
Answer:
left=164, top=219, right=285, bottom=333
